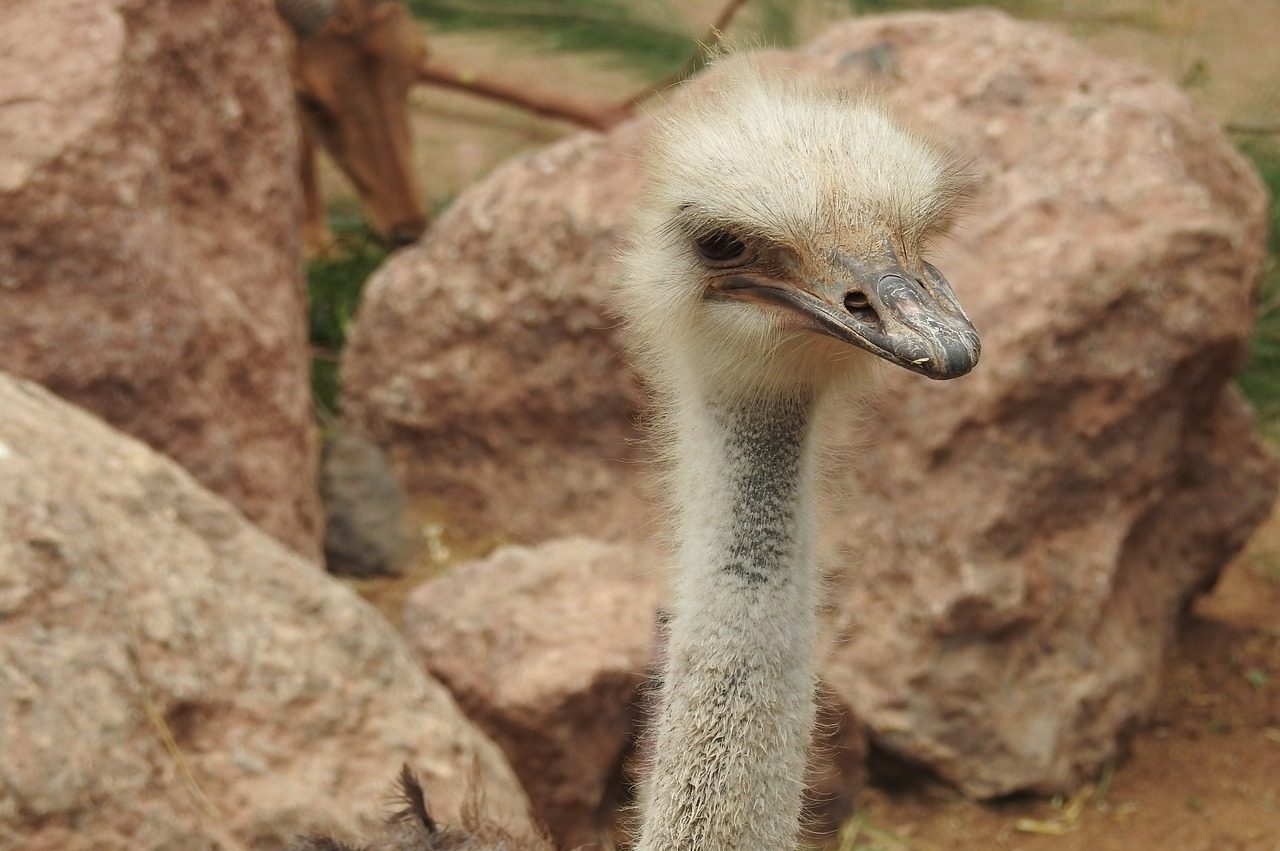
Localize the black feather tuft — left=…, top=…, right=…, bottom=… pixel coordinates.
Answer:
left=391, top=763, right=436, bottom=834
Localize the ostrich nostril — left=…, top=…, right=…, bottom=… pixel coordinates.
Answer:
left=843, top=290, right=877, bottom=323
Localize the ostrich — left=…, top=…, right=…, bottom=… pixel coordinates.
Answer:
left=285, top=58, right=977, bottom=851
left=617, top=60, right=979, bottom=850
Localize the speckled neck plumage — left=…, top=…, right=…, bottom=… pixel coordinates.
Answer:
left=637, top=393, right=819, bottom=851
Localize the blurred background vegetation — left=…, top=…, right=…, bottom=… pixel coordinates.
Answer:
left=1237, top=138, right=1280, bottom=442
left=307, top=0, right=1280, bottom=434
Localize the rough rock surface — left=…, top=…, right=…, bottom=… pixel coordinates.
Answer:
left=341, top=124, right=653, bottom=543
left=803, top=11, right=1277, bottom=797
left=0, top=373, right=534, bottom=851
left=0, top=0, right=321, bottom=558
left=403, top=538, right=661, bottom=849
left=403, top=537, right=867, bottom=848
left=345, top=10, right=1276, bottom=798
left=321, top=430, right=406, bottom=577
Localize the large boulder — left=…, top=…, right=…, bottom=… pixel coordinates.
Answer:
left=402, top=538, right=867, bottom=848
left=0, top=373, right=535, bottom=851
left=804, top=11, right=1277, bottom=797
left=343, top=10, right=1277, bottom=798
left=403, top=538, right=662, bottom=849
left=0, top=0, right=321, bottom=558
left=340, top=124, right=653, bottom=543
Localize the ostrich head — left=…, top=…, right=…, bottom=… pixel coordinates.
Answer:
left=619, top=60, right=980, bottom=403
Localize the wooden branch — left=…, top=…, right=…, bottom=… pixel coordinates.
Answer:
left=413, top=0, right=752, bottom=130
left=417, top=60, right=623, bottom=130
left=619, top=0, right=750, bottom=112
left=1226, top=123, right=1280, bottom=136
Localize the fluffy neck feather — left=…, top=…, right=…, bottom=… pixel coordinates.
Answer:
left=637, top=389, right=820, bottom=851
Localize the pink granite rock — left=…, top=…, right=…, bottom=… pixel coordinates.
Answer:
left=403, top=538, right=661, bottom=848
left=403, top=537, right=867, bottom=847
left=0, top=0, right=321, bottom=558
left=803, top=10, right=1276, bottom=796
left=340, top=124, right=653, bottom=544
left=0, top=373, right=535, bottom=851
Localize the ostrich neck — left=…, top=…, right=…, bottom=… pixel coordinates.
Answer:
left=637, top=391, right=820, bottom=851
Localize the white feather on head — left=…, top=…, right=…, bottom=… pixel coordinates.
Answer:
left=617, top=56, right=969, bottom=405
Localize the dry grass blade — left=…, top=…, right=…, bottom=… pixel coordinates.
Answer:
left=835, top=814, right=936, bottom=851
left=126, top=629, right=252, bottom=851
left=1014, top=818, right=1077, bottom=836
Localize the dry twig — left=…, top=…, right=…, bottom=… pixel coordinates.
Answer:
left=417, top=59, right=622, bottom=129
left=414, top=0, right=751, bottom=129
left=1226, top=123, right=1280, bottom=136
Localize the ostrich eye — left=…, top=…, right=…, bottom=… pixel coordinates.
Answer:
left=694, top=230, right=746, bottom=264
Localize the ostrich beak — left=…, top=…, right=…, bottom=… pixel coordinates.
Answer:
left=715, top=258, right=981, bottom=380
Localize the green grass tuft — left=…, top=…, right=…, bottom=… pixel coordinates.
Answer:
left=406, top=0, right=696, bottom=76
left=753, top=0, right=802, bottom=47
left=1234, top=138, right=1280, bottom=442
left=306, top=217, right=391, bottom=420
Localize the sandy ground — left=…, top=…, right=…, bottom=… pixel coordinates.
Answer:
left=342, top=2, right=1280, bottom=848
